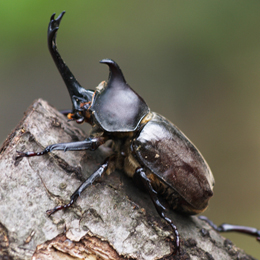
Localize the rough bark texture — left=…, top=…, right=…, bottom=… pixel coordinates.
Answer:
left=0, top=99, right=256, bottom=260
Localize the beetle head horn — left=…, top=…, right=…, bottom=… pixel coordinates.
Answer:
left=47, top=11, right=94, bottom=120
left=100, top=59, right=127, bottom=86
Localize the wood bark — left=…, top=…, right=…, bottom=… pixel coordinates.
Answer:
left=0, top=99, right=256, bottom=260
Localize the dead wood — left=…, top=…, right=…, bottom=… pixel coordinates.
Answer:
left=0, top=99, right=256, bottom=260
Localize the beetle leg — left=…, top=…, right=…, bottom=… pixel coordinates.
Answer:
left=16, top=137, right=106, bottom=159
left=199, top=216, right=260, bottom=241
left=134, top=168, right=180, bottom=254
left=47, top=157, right=110, bottom=216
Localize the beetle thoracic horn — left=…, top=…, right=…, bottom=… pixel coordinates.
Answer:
left=100, top=59, right=127, bottom=87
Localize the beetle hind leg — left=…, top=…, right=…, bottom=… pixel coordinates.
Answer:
left=199, top=215, right=260, bottom=241
left=134, top=168, right=180, bottom=254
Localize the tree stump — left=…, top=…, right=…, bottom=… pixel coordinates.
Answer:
left=0, top=99, right=256, bottom=260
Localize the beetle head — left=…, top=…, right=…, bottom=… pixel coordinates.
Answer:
left=67, top=93, right=94, bottom=124
left=48, top=12, right=149, bottom=129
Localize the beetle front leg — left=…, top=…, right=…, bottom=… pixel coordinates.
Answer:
left=16, top=137, right=106, bottom=159
left=199, top=216, right=260, bottom=241
left=47, top=157, right=111, bottom=216
left=134, top=168, right=180, bottom=254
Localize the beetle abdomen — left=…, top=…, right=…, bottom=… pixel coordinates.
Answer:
left=133, top=112, right=214, bottom=214
left=147, top=172, right=206, bottom=215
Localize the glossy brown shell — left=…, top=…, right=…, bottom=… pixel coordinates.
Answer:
left=133, top=112, right=214, bottom=212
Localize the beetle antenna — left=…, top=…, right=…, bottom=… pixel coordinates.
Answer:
left=100, top=59, right=126, bottom=85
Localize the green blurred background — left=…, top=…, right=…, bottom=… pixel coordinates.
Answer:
left=0, top=1, right=259, bottom=258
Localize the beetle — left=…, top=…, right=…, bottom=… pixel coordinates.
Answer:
left=16, top=11, right=216, bottom=254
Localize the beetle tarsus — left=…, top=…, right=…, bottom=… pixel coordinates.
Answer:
left=47, top=158, right=110, bottom=216
left=15, top=151, right=27, bottom=159
left=16, top=137, right=107, bottom=161
left=46, top=198, right=76, bottom=216
left=134, top=168, right=180, bottom=254
left=199, top=216, right=260, bottom=241
left=15, top=150, right=46, bottom=159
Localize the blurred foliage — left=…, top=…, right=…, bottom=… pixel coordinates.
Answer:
left=0, top=1, right=260, bottom=258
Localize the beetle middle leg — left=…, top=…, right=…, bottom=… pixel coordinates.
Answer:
left=134, top=168, right=180, bottom=254
left=199, top=216, right=260, bottom=241
left=15, top=136, right=109, bottom=215
left=46, top=157, right=111, bottom=216
left=16, top=136, right=106, bottom=159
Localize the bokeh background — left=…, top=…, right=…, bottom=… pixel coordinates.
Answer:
left=0, top=1, right=259, bottom=258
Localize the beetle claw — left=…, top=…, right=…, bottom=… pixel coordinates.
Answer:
left=46, top=208, right=56, bottom=216
left=15, top=151, right=26, bottom=159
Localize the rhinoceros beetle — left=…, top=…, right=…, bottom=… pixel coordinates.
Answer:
left=16, top=11, right=215, bottom=253
left=16, top=11, right=259, bottom=254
